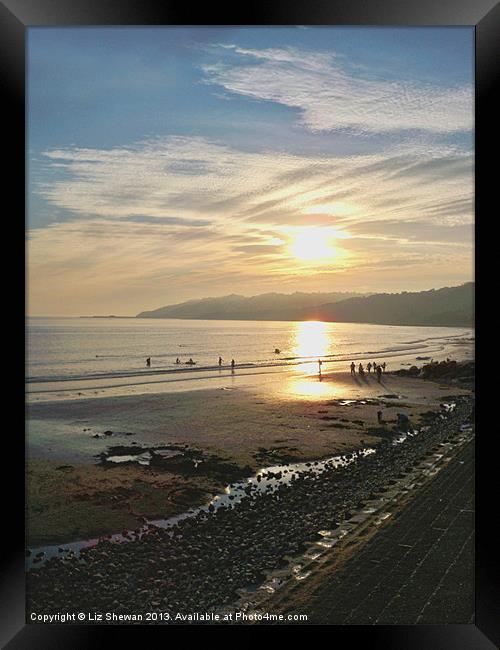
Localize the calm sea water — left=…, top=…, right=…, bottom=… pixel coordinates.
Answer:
left=27, top=317, right=473, bottom=384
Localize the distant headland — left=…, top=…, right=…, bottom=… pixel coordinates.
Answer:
left=134, top=283, right=474, bottom=328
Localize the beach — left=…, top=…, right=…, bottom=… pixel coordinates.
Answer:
left=25, top=317, right=475, bottom=621
left=27, top=359, right=472, bottom=547
left=26, top=362, right=474, bottom=621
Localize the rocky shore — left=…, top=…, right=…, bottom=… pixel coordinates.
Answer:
left=27, top=393, right=473, bottom=621
left=395, top=359, right=474, bottom=388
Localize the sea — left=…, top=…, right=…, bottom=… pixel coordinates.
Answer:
left=27, top=316, right=474, bottom=389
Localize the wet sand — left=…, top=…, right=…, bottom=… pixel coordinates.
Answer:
left=27, top=460, right=221, bottom=546
left=27, top=368, right=471, bottom=546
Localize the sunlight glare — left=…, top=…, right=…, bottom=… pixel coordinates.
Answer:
left=289, top=227, right=339, bottom=261
left=286, top=376, right=339, bottom=399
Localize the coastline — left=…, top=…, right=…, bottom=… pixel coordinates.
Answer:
left=26, top=321, right=474, bottom=404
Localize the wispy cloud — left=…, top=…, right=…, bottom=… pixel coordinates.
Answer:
left=38, top=135, right=473, bottom=228
left=28, top=133, right=473, bottom=314
left=26, top=28, right=476, bottom=315
left=202, top=46, right=473, bottom=135
left=117, top=215, right=212, bottom=227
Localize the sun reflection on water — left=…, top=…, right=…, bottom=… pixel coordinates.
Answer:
left=285, top=321, right=339, bottom=399
left=293, top=321, right=331, bottom=368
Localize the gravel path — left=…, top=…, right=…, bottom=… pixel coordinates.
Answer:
left=282, top=438, right=474, bottom=624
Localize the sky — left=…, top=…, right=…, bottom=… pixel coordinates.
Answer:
left=27, top=27, right=474, bottom=316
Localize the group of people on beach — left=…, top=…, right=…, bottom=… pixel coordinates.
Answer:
left=350, top=360, right=386, bottom=382
left=147, top=353, right=388, bottom=381
left=146, top=356, right=236, bottom=369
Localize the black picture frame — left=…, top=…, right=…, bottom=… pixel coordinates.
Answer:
left=2, top=0, right=497, bottom=646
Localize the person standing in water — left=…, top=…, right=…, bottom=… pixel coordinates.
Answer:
left=146, top=357, right=151, bottom=367
left=218, top=356, right=223, bottom=367
left=367, top=362, right=372, bottom=374
left=377, top=365, right=382, bottom=382
left=231, top=359, right=235, bottom=371
left=358, top=363, right=364, bottom=375
left=382, top=362, right=387, bottom=373
left=350, top=362, right=356, bottom=374
left=318, top=358, right=323, bottom=376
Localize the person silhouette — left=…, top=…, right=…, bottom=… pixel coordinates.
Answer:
left=350, top=362, right=356, bottom=374
left=397, top=412, right=410, bottom=431
left=231, top=359, right=235, bottom=371
left=358, top=363, right=364, bottom=375
left=367, top=362, right=372, bottom=374
left=146, top=357, right=151, bottom=367
left=377, top=365, right=382, bottom=382
left=218, top=356, right=223, bottom=367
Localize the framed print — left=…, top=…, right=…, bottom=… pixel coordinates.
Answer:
left=1, top=0, right=498, bottom=646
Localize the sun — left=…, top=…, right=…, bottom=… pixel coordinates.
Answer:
left=289, top=227, right=339, bottom=261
